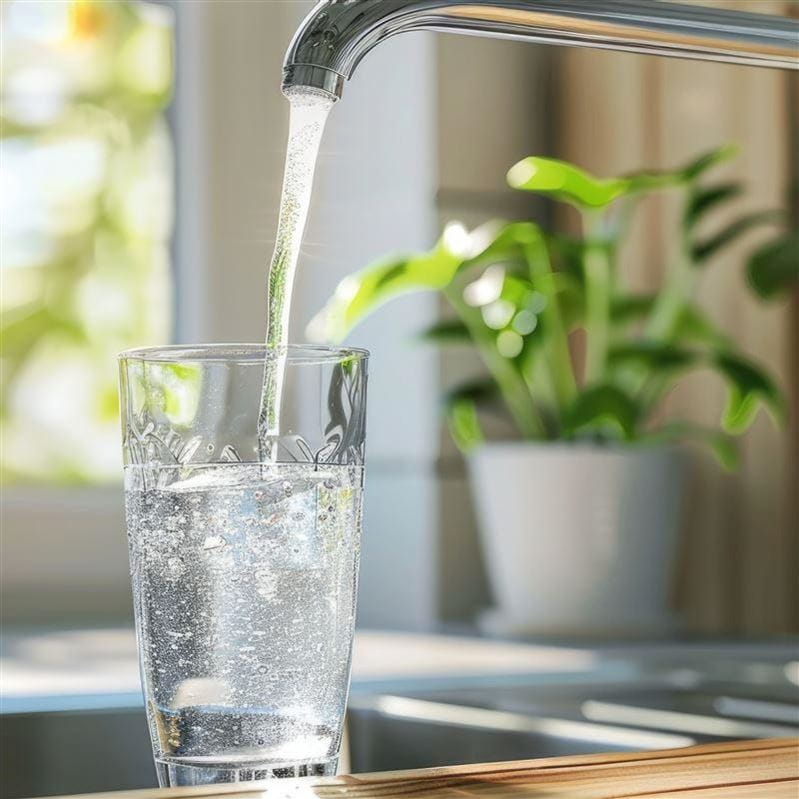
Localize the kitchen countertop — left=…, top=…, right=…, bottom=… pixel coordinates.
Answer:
left=51, top=739, right=799, bottom=798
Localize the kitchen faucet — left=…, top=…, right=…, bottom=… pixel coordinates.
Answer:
left=282, top=0, right=798, bottom=100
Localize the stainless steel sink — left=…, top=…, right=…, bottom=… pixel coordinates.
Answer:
left=346, top=695, right=694, bottom=771
left=1, top=707, right=156, bottom=797
left=345, top=684, right=797, bottom=772
left=344, top=646, right=798, bottom=771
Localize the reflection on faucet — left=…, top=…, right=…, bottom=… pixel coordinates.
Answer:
left=283, top=0, right=799, bottom=100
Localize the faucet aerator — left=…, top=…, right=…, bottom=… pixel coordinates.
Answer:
left=282, top=64, right=344, bottom=102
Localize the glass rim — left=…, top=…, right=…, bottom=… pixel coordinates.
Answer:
left=118, top=343, right=369, bottom=365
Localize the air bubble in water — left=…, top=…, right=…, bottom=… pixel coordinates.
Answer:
left=257, top=91, right=334, bottom=446
left=166, top=556, right=184, bottom=576
left=124, top=461, right=362, bottom=770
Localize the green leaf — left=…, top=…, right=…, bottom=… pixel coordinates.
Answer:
left=309, top=225, right=479, bottom=342
left=608, top=341, right=700, bottom=372
left=692, top=210, right=783, bottom=263
left=563, top=384, right=641, bottom=439
left=546, top=233, right=586, bottom=282
left=610, top=297, right=725, bottom=347
left=679, top=144, right=738, bottom=181
left=746, top=233, right=799, bottom=299
left=508, top=157, right=629, bottom=209
left=444, top=380, right=495, bottom=451
left=684, top=183, right=742, bottom=230
left=418, top=319, right=471, bottom=344
left=532, top=234, right=585, bottom=330
left=484, top=220, right=542, bottom=251
left=602, top=145, right=738, bottom=208
left=621, top=170, right=682, bottom=195
left=647, top=422, right=739, bottom=471
left=712, top=352, right=785, bottom=433
left=611, top=294, right=656, bottom=324
left=507, top=157, right=685, bottom=211
left=671, top=305, right=729, bottom=347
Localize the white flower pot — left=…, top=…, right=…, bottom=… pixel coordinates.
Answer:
left=467, top=443, right=684, bottom=635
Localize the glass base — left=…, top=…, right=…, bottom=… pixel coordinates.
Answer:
left=155, top=757, right=338, bottom=786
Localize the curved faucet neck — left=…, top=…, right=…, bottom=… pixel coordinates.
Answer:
left=282, top=0, right=799, bottom=100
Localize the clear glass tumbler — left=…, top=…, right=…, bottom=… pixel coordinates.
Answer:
left=118, top=344, right=367, bottom=786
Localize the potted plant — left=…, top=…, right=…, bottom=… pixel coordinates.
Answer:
left=310, top=145, right=796, bottom=634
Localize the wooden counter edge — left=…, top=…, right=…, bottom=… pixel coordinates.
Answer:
left=50, top=737, right=799, bottom=799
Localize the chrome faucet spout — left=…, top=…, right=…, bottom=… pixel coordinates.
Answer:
left=282, top=0, right=798, bottom=100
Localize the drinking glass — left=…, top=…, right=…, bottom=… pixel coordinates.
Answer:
left=118, top=344, right=367, bottom=786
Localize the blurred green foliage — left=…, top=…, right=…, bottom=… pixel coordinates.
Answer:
left=312, top=147, right=796, bottom=468
left=1, top=0, right=173, bottom=483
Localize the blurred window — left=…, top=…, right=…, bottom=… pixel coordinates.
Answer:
left=1, top=0, right=173, bottom=484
